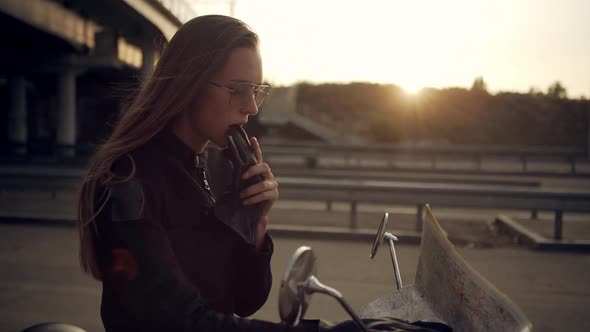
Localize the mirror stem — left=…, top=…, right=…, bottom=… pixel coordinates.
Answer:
left=306, top=276, right=369, bottom=332
left=385, top=233, right=403, bottom=290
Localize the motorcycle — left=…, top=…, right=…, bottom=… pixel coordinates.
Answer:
left=21, top=205, right=532, bottom=332
left=278, top=204, right=533, bottom=332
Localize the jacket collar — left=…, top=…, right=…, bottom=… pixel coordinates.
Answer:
left=152, top=129, right=208, bottom=169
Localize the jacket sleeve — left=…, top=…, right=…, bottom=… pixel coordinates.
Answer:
left=232, top=233, right=274, bottom=317
left=98, top=179, right=310, bottom=332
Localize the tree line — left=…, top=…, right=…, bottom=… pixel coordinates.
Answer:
left=292, top=79, right=589, bottom=147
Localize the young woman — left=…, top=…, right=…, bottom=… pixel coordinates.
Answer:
left=75, top=14, right=304, bottom=331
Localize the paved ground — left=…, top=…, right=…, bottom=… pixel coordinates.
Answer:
left=1, top=221, right=589, bottom=332
left=1, top=163, right=589, bottom=331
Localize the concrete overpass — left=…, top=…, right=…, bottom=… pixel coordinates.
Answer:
left=259, top=86, right=368, bottom=144
left=0, top=0, right=194, bottom=158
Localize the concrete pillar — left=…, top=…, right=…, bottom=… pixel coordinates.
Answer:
left=142, top=46, right=156, bottom=79
left=587, top=106, right=590, bottom=158
left=8, top=76, right=28, bottom=155
left=56, top=70, right=77, bottom=157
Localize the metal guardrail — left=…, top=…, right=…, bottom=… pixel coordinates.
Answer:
left=262, top=141, right=586, bottom=157
left=1, top=171, right=589, bottom=240
left=272, top=168, right=542, bottom=187
left=261, top=143, right=589, bottom=176
left=277, top=177, right=590, bottom=240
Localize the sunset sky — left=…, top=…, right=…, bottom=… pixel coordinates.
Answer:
left=190, top=0, right=590, bottom=98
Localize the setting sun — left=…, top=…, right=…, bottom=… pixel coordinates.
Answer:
left=400, top=84, right=423, bottom=95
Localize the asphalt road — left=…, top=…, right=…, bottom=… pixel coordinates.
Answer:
left=0, top=222, right=589, bottom=332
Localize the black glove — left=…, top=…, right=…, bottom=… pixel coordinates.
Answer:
left=224, top=125, right=264, bottom=194
left=213, top=125, right=264, bottom=245
left=312, top=317, right=452, bottom=332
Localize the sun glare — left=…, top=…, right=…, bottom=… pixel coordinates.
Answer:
left=401, top=85, right=423, bottom=95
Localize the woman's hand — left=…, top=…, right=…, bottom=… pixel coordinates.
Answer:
left=239, top=137, right=278, bottom=250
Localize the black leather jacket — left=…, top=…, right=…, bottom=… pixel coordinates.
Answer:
left=95, top=130, right=313, bottom=332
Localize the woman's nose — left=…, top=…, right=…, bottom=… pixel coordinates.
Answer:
left=243, top=96, right=259, bottom=115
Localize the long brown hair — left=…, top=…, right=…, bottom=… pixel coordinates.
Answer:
left=77, top=15, right=259, bottom=279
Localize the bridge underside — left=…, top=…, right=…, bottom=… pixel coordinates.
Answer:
left=0, top=0, right=183, bottom=160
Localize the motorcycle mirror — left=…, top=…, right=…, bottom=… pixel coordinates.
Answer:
left=279, top=246, right=317, bottom=326
left=369, top=212, right=403, bottom=290
left=279, top=246, right=370, bottom=332
left=370, top=212, right=389, bottom=259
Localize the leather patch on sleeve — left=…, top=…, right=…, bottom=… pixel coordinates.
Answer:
left=111, top=180, right=145, bottom=222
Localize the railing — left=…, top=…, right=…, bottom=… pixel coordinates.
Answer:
left=1, top=169, right=589, bottom=240
left=261, top=142, right=590, bottom=176
left=277, top=177, right=590, bottom=240
left=261, top=141, right=586, bottom=157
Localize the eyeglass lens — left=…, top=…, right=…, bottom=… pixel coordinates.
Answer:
left=231, top=83, right=269, bottom=107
